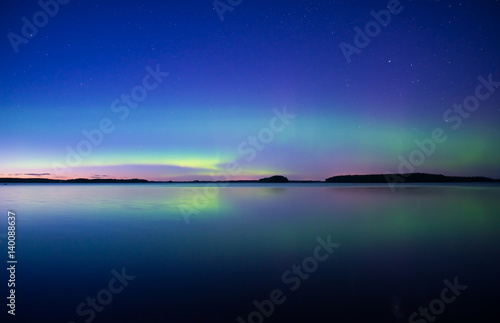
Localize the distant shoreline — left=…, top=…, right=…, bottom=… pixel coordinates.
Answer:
left=1, top=173, right=499, bottom=184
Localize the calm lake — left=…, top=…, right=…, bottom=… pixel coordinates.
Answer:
left=1, top=183, right=499, bottom=322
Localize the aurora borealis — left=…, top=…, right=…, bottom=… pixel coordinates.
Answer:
left=1, top=0, right=499, bottom=181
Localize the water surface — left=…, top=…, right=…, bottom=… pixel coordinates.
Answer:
left=1, top=183, right=499, bottom=322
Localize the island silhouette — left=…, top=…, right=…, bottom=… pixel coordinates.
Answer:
left=258, top=175, right=289, bottom=183
left=325, top=173, right=498, bottom=183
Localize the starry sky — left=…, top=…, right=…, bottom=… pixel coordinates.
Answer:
left=1, top=0, right=499, bottom=181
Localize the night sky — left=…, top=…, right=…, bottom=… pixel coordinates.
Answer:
left=1, top=0, right=499, bottom=181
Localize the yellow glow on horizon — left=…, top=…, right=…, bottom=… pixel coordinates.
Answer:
left=80, top=152, right=234, bottom=171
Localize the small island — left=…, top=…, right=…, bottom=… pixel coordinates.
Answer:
left=258, top=175, right=289, bottom=183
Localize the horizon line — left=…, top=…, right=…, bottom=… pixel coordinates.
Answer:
left=1, top=173, right=499, bottom=183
